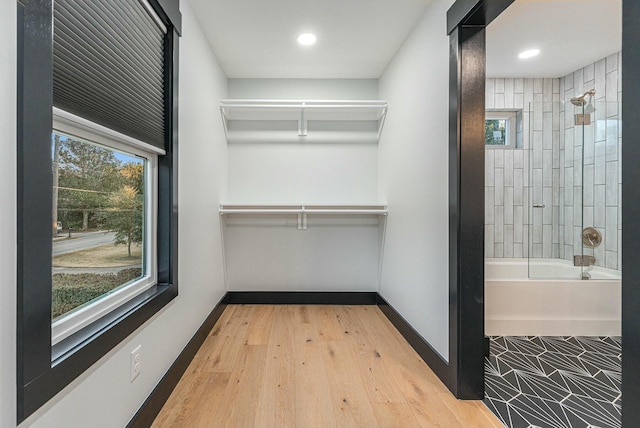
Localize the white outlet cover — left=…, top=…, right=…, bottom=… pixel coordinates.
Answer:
left=130, top=345, right=142, bottom=382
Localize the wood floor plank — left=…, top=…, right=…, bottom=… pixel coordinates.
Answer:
left=440, top=390, right=507, bottom=428
left=380, top=344, right=464, bottom=427
left=362, top=309, right=480, bottom=427
left=190, top=305, right=252, bottom=373
left=371, top=402, right=422, bottom=428
left=246, top=304, right=274, bottom=345
left=322, top=340, right=380, bottom=427
left=254, top=306, right=297, bottom=428
left=212, top=344, right=268, bottom=427
left=313, top=305, right=346, bottom=342
left=355, top=306, right=450, bottom=393
left=153, top=305, right=505, bottom=428
left=152, top=371, right=230, bottom=428
left=333, top=306, right=406, bottom=404
left=292, top=305, right=338, bottom=428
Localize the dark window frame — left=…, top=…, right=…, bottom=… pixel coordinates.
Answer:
left=16, top=0, right=180, bottom=422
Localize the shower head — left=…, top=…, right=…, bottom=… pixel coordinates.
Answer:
left=570, top=96, right=585, bottom=106
left=570, top=89, right=596, bottom=106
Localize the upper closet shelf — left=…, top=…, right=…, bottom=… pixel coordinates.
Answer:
left=220, top=99, right=388, bottom=144
left=219, top=204, right=388, bottom=215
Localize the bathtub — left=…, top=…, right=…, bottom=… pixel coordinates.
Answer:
left=485, top=258, right=621, bottom=336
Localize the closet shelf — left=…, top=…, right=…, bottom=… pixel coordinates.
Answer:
left=219, top=99, right=388, bottom=144
left=220, top=204, right=387, bottom=230
left=219, top=204, right=388, bottom=216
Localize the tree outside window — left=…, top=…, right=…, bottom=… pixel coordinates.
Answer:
left=52, top=132, right=146, bottom=320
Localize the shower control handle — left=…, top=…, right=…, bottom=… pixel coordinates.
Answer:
left=582, top=227, right=602, bottom=248
left=533, top=204, right=545, bottom=208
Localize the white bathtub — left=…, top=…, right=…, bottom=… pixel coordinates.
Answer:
left=485, top=258, right=621, bottom=336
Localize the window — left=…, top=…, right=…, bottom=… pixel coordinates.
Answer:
left=51, top=109, right=163, bottom=344
left=485, top=111, right=517, bottom=147
left=17, top=0, right=181, bottom=422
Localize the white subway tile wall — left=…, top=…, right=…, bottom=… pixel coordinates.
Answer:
left=485, top=51, right=621, bottom=271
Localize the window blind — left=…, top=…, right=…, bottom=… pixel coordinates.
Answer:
left=53, top=0, right=166, bottom=148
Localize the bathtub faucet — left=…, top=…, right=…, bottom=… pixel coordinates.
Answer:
left=574, top=254, right=596, bottom=267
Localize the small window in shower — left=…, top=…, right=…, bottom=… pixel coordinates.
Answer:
left=485, top=111, right=517, bottom=148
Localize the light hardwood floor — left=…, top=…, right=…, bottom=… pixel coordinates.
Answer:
left=153, top=305, right=503, bottom=428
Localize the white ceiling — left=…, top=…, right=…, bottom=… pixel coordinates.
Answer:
left=486, top=0, right=621, bottom=78
left=187, top=0, right=622, bottom=80
left=186, top=0, right=433, bottom=78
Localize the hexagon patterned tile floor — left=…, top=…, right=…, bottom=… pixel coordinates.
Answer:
left=484, top=336, right=621, bottom=428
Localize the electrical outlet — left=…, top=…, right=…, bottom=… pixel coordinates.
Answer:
left=130, top=345, right=142, bottom=382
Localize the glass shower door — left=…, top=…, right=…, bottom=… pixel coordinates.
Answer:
left=581, top=100, right=622, bottom=280
left=527, top=99, right=622, bottom=280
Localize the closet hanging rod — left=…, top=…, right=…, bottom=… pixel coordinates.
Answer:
left=220, top=209, right=303, bottom=215
left=300, top=209, right=387, bottom=214
left=220, top=100, right=388, bottom=112
left=221, top=103, right=387, bottom=108
left=220, top=99, right=387, bottom=104
left=220, top=106, right=387, bottom=116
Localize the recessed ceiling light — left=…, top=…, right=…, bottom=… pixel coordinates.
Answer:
left=297, top=33, right=317, bottom=46
left=518, top=49, right=540, bottom=59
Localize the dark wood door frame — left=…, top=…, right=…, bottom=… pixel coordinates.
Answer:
left=621, top=2, right=640, bottom=426
left=447, top=23, right=486, bottom=399
left=447, top=0, right=515, bottom=400
left=447, top=4, right=639, bottom=425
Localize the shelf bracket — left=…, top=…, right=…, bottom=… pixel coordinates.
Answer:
left=297, top=206, right=308, bottom=230
left=298, top=103, right=308, bottom=137
left=220, top=106, right=230, bottom=142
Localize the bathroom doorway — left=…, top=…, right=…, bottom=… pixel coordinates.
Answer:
left=482, top=1, right=622, bottom=427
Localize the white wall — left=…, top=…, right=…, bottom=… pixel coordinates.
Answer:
left=226, top=79, right=379, bottom=203
left=227, top=142, right=378, bottom=203
left=11, top=2, right=228, bottom=427
left=223, top=79, right=382, bottom=291
left=377, top=0, right=454, bottom=361
left=228, top=78, right=378, bottom=100
left=0, top=0, right=17, bottom=426
left=224, top=220, right=381, bottom=291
